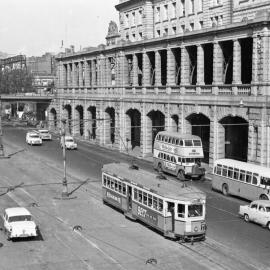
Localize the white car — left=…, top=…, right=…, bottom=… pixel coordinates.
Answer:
left=239, top=200, right=270, bottom=230
left=37, top=129, right=52, bottom=140
left=26, top=132, right=42, bottom=145
left=60, top=135, right=77, bottom=150
left=2, top=207, right=38, bottom=240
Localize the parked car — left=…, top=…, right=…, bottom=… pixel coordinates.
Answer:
left=60, top=135, right=77, bottom=150
left=239, top=200, right=270, bottom=230
left=37, top=129, right=52, bottom=140
left=2, top=207, right=38, bottom=240
left=26, top=132, right=42, bottom=145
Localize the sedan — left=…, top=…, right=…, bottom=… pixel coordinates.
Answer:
left=239, top=200, right=270, bottom=230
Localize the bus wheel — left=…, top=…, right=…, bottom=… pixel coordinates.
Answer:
left=244, top=214, right=249, bottom=222
left=158, top=163, right=163, bottom=173
left=259, top=194, right=268, bottom=200
left=177, top=170, right=185, bottom=181
left=222, top=184, right=229, bottom=196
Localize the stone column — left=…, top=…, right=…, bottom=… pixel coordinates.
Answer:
left=72, top=62, right=77, bottom=88
left=132, top=54, right=138, bottom=86
left=197, top=44, right=204, bottom=85
left=232, top=39, right=241, bottom=84
left=143, top=50, right=150, bottom=86
left=180, top=46, right=189, bottom=94
left=213, top=41, right=223, bottom=95
left=78, top=62, right=83, bottom=87
left=67, top=63, right=71, bottom=87
left=167, top=47, right=176, bottom=86
left=84, top=60, right=90, bottom=87
left=91, top=60, right=97, bottom=86
left=155, top=50, right=161, bottom=86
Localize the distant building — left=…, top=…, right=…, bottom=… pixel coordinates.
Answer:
left=0, top=55, right=26, bottom=71
left=27, top=53, right=56, bottom=94
left=52, top=0, right=270, bottom=167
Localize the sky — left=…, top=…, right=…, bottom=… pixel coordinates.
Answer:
left=0, top=0, right=119, bottom=57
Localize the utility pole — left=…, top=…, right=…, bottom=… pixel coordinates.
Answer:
left=0, top=96, right=5, bottom=158
left=61, top=119, right=68, bottom=198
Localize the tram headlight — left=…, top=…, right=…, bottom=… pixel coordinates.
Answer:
left=194, top=226, right=198, bottom=232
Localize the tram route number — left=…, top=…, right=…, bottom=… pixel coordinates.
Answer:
left=138, top=206, right=147, bottom=218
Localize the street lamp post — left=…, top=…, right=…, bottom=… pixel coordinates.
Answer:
left=61, top=119, right=68, bottom=198
left=0, top=96, right=5, bottom=158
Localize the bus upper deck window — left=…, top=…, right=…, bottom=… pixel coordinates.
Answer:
left=185, top=140, right=193, bottom=146
left=176, top=139, right=179, bottom=145
left=178, top=157, right=182, bottom=163
left=177, top=204, right=185, bottom=218
left=193, top=140, right=201, bottom=146
left=164, top=136, right=168, bottom=143
left=172, top=138, right=176, bottom=144
left=180, top=140, right=183, bottom=146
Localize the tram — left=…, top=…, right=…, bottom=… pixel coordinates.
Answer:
left=102, top=162, right=206, bottom=241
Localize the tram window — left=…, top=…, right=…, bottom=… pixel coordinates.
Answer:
left=103, top=176, right=106, bottom=186
left=161, top=136, right=164, bottom=141
left=156, top=135, right=160, bottom=141
left=167, top=155, right=170, bottom=161
left=138, top=190, right=142, bottom=202
left=180, top=140, right=183, bottom=146
left=222, top=166, right=228, bottom=177
left=168, top=138, right=172, bottom=144
left=107, top=179, right=111, bottom=188
left=228, top=167, right=233, bottom=178
left=122, top=184, right=126, bottom=195
left=239, top=170, right=246, bottom=182
left=178, top=157, right=182, bottom=163
left=153, top=197, right=158, bottom=210
left=193, top=140, right=201, bottom=146
left=143, top=192, right=147, bottom=205
left=115, top=181, right=119, bottom=191
left=188, top=204, right=203, bottom=217
left=111, top=180, right=115, bottom=190
left=148, top=194, right=153, bottom=207
left=172, top=138, right=175, bottom=144
left=164, top=136, right=168, bottom=143
left=252, top=174, right=258, bottom=185
left=233, top=169, right=239, bottom=180
left=172, top=156, right=176, bottom=163
left=134, top=188, right=138, bottom=200
left=185, top=140, right=193, bottom=146
left=118, top=182, right=122, bottom=193
left=158, top=199, right=163, bottom=212
left=177, top=204, right=185, bottom=218
left=158, top=152, right=161, bottom=158
left=176, top=139, right=179, bottom=145
left=246, top=172, right=252, bottom=184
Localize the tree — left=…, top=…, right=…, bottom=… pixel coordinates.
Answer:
left=0, top=68, right=35, bottom=94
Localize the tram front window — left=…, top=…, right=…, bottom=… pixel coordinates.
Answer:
left=188, top=204, right=203, bottom=217
left=177, top=203, right=185, bottom=218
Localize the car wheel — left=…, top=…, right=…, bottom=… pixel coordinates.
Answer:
left=244, top=214, right=249, bottom=222
left=267, top=222, right=270, bottom=231
left=222, top=184, right=229, bottom=196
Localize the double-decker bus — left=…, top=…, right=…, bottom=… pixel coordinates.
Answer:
left=212, top=159, right=270, bottom=201
left=153, top=131, right=205, bottom=181
left=102, top=162, right=206, bottom=241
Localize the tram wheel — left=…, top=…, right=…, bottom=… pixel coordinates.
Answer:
left=177, top=170, right=185, bottom=181
left=222, top=184, right=229, bottom=196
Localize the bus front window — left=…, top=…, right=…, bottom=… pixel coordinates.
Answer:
left=188, top=204, right=203, bottom=217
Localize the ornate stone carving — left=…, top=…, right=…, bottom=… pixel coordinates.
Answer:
left=107, top=21, right=119, bottom=38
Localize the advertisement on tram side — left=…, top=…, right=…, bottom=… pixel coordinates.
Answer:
left=135, top=204, right=158, bottom=226
left=106, top=190, right=122, bottom=206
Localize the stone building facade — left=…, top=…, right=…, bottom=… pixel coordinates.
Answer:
left=50, top=0, right=270, bottom=167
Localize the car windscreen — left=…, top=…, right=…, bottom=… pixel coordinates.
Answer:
left=30, top=135, right=39, bottom=138
left=40, top=131, right=48, bottom=134
left=8, top=215, right=32, bottom=222
left=66, top=139, right=74, bottom=142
